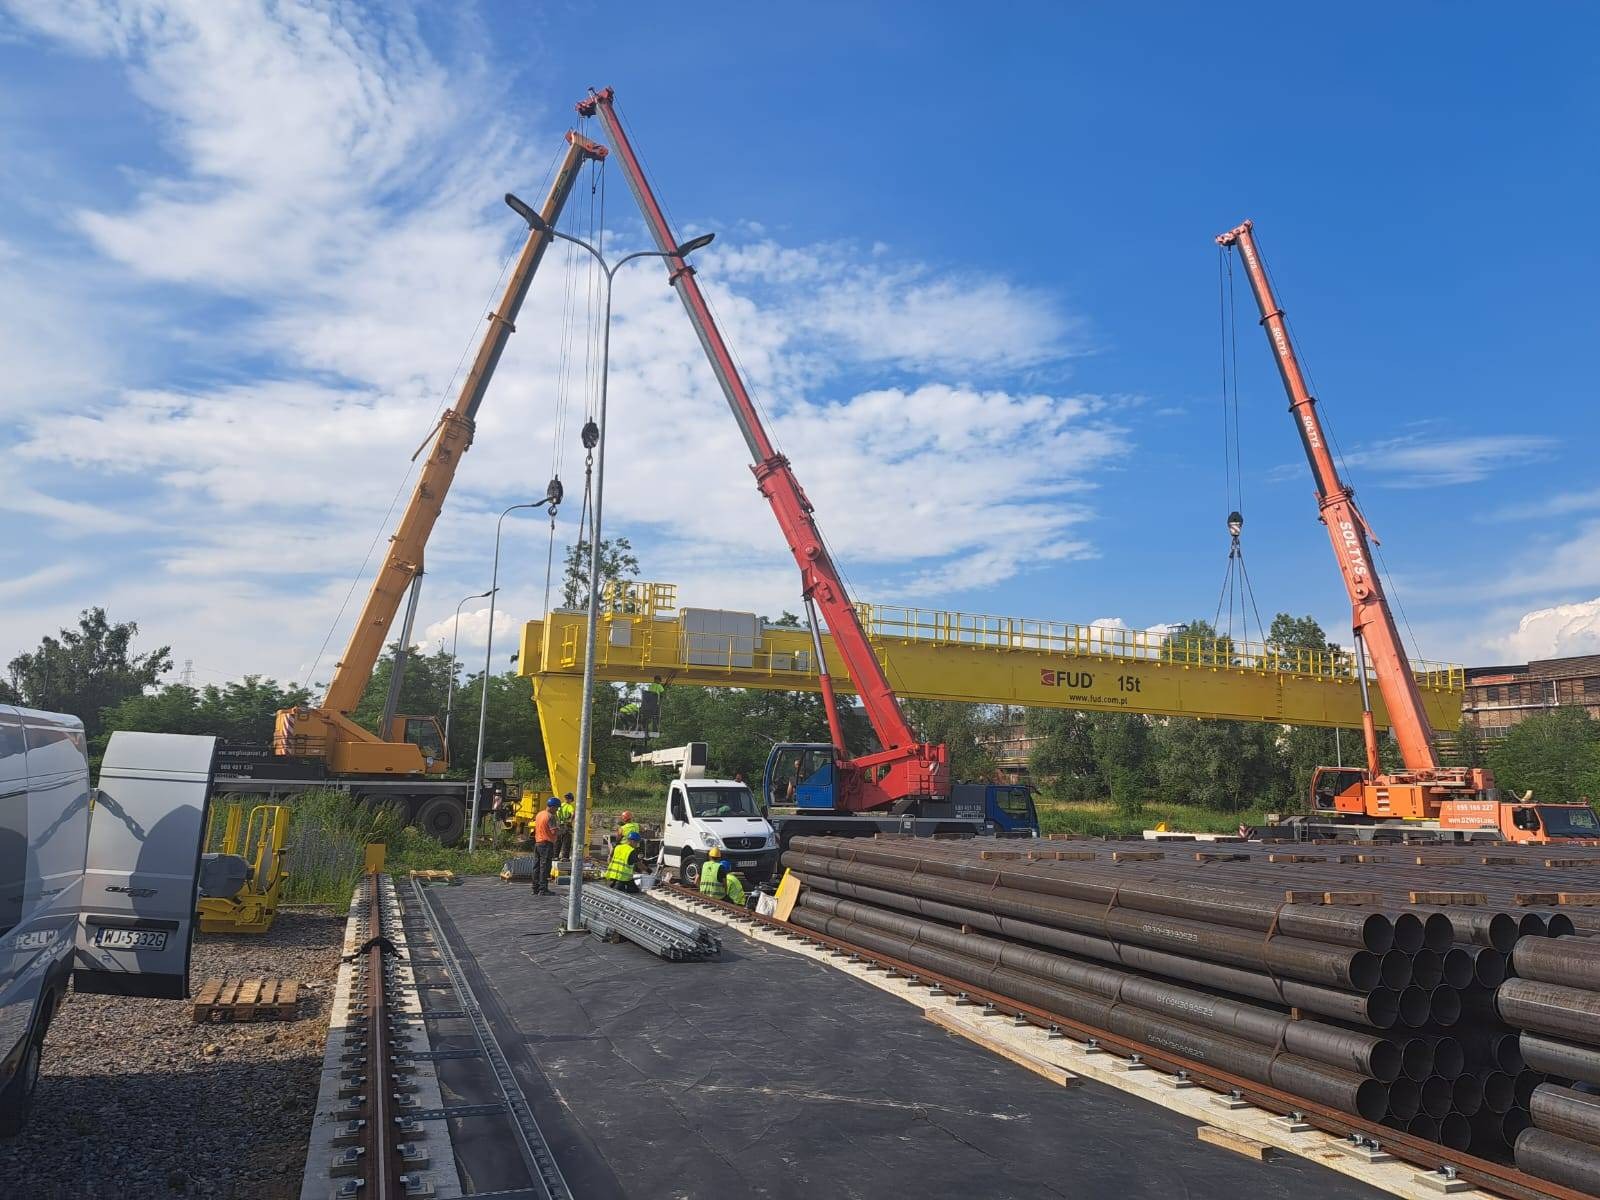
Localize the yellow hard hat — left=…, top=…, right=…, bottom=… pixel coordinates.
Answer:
left=708, top=846, right=722, bottom=859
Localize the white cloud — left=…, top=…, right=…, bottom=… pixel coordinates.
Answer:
left=1495, top=487, right=1600, bottom=522
left=0, top=1, right=1124, bottom=685
left=1337, top=432, right=1555, bottom=487
left=418, top=606, right=516, bottom=653
left=1494, top=598, right=1600, bottom=662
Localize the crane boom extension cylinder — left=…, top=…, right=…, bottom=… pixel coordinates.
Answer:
left=1215, top=220, right=1438, bottom=774
left=577, top=86, right=948, bottom=809
left=319, top=132, right=606, bottom=720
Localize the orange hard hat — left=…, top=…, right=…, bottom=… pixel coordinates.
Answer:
left=620, top=811, right=632, bottom=823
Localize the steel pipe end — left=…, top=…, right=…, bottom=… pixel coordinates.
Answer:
left=1398, top=986, right=1433, bottom=1029
left=1429, top=986, right=1462, bottom=1028
left=1438, top=1111, right=1473, bottom=1151
left=1401, top=1038, right=1435, bottom=1082
left=1357, top=1078, right=1389, bottom=1123
left=1369, top=1039, right=1404, bottom=1084
left=1501, top=1107, right=1531, bottom=1144
left=1422, top=913, right=1455, bottom=954
left=1514, top=1070, right=1540, bottom=1110
left=1440, top=947, right=1475, bottom=990
left=1517, top=911, right=1549, bottom=939
left=1494, top=1033, right=1525, bottom=1075
left=1409, top=948, right=1443, bottom=990
left=1470, top=948, right=1506, bottom=989
left=1367, top=987, right=1401, bottom=1031
left=1485, top=912, right=1518, bottom=953
left=1405, top=1113, right=1440, bottom=1141
left=1390, top=912, right=1425, bottom=954
left=1359, top=912, right=1395, bottom=954
left=1451, top=1074, right=1482, bottom=1118
left=1483, top=1071, right=1515, bottom=1114
left=1378, top=949, right=1412, bottom=990
left=1420, top=1075, right=1453, bottom=1119
left=1547, top=913, right=1577, bottom=938
left=1387, top=1077, right=1421, bottom=1121
left=1432, top=1037, right=1465, bottom=1081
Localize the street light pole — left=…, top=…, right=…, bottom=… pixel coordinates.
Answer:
left=444, top=587, right=494, bottom=751
left=469, top=497, right=556, bottom=851
left=504, top=192, right=713, bottom=931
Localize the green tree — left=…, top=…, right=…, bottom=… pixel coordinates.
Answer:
left=900, top=699, right=1001, bottom=782
left=1489, top=707, right=1600, bottom=804
left=1149, top=619, right=1284, bottom=812
left=560, top=536, right=641, bottom=609
left=1024, top=709, right=1103, bottom=800
left=6, top=609, right=172, bottom=738
left=1268, top=612, right=1352, bottom=805
left=99, top=675, right=312, bottom=758
left=1089, top=712, right=1153, bottom=815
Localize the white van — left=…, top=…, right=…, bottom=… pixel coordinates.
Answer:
left=0, top=707, right=214, bottom=1134
left=634, top=744, right=780, bottom=885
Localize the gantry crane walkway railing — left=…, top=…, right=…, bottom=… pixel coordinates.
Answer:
left=518, top=583, right=1464, bottom=798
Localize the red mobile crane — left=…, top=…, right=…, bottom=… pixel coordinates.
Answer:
left=1218, top=220, right=1597, bottom=844
left=577, top=87, right=950, bottom=815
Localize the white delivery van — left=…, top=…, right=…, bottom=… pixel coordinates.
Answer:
left=633, top=743, right=780, bottom=885
left=0, top=707, right=215, bottom=1134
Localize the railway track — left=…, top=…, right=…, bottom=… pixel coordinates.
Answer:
left=658, top=881, right=1592, bottom=1200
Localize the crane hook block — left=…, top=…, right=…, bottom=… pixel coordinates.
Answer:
left=546, top=477, right=564, bottom=507
left=581, top=419, right=600, bottom=450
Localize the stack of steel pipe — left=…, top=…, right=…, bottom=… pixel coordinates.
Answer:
left=779, top=835, right=1573, bottom=1157
left=1499, top=937, right=1600, bottom=1192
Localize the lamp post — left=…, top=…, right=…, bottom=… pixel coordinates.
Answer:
left=444, top=588, right=495, bottom=751
left=505, top=191, right=713, bottom=930
left=469, top=495, right=558, bottom=851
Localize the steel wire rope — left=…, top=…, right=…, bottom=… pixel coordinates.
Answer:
left=301, top=144, right=565, bottom=690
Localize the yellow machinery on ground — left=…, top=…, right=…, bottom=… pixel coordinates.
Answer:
left=197, top=803, right=291, bottom=934
left=518, top=582, right=1464, bottom=799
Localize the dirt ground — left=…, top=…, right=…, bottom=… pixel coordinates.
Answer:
left=0, top=907, right=345, bottom=1199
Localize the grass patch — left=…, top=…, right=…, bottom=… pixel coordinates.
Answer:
left=212, top=791, right=525, bottom=905
left=1034, top=797, right=1269, bottom=839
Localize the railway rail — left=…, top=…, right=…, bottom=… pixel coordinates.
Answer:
left=657, top=881, right=1591, bottom=1200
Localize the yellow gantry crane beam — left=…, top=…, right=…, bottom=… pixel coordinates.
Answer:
left=518, top=583, right=1464, bottom=799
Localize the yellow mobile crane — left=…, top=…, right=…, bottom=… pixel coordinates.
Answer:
left=211, top=131, right=607, bottom=845
left=517, top=581, right=1464, bottom=804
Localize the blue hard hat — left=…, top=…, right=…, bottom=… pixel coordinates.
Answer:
left=626, top=830, right=641, bottom=841
left=546, top=797, right=559, bottom=807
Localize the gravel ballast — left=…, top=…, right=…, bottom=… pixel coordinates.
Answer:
left=1, top=908, right=344, bottom=1199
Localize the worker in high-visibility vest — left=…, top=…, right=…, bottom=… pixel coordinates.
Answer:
left=556, top=792, right=576, bottom=860
left=617, top=810, right=641, bottom=841
left=602, top=831, right=642, bottom=892
left=698, top=846, right=727, bottom=898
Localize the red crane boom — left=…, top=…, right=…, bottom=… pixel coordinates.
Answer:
left=577, top=87, right=948, bottom=809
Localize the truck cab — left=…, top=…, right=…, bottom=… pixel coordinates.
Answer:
left=636, top=743, right=780, bottom=885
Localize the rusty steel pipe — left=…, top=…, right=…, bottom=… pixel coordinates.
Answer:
left=1530, top=1084, right=1600, bottom=1150
left=794, top=870, right=1403, bottom=1028
left=1520, top=1033, right=1600, bottom=1086
left=1516, top=1128, right=1600, bottom=1196
left=791, top=906, right=1390, bottom=1122
left=782, top=851, right=1391, bottom=991
left=798, top=891, right=1403, bottom=1080
left=1498, top=978, right=1600, bottom=1043
left=787, top=836, right=1397, bottom=951
left=1513, top=937, right=1600, bottom=993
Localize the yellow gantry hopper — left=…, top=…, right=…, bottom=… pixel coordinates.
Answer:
left=517, top=583, right=1463, bottom=800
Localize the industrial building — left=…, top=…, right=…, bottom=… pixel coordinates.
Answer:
left=1462, top=655, right=1600, bottom=737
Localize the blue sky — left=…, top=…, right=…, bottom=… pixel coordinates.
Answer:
left=2, top=1, right=1597, bottom=688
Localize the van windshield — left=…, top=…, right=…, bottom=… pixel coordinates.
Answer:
left=687, top=786, right=759, bottom=819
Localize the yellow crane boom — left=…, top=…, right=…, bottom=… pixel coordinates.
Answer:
left=518, top=582, right=1464, bottom=799
left=276, top=131, right=607, bottom=777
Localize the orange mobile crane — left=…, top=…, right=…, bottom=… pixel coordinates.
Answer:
left=210, top=131, right=607, bottom=845
left=1218, top=220, right=1597, bottom=844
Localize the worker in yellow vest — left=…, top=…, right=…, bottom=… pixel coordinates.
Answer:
left=556, top=793, right=576, bottom=860
left=698, top=847, right=727, bottom=897
left=618, top=811, right=641, bottom=841
left=602, top=831, right=642, bottom=892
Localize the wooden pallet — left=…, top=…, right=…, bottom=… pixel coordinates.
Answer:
left=193, top=976, right=302, bottom=1023
left=410, top=869, right=459, bottom=884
